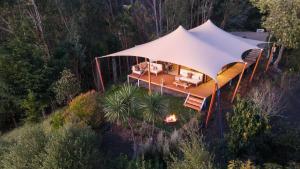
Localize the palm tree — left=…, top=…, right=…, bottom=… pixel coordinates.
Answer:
left=139, top=92, right=168, bottom=138
left=104, top=84, right=138, bottom=156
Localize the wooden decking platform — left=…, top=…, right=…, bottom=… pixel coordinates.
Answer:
left=128, top=50, right=259, bottom=99
left=128, top=62, right=250, bottom=98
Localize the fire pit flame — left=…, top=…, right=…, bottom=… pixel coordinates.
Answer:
left=164, top=114, right=177, bottom=123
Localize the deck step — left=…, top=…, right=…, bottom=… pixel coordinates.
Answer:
left=186, top=99, right=203, bottom=107
left=188, top=96, right=203, bottom=103
left=184, top=102, right=201, bottom=111
left=183, top=95, right=205, bottom=111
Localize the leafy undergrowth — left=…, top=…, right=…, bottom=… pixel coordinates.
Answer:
left=104, top=84, right=199, bottom=133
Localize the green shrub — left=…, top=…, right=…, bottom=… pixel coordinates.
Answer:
left=168, top=129, right=215, bottom=169
left=50, top=110, right=65, bottom=130
left=106, top=155, right=163, bottom=169
left=21, top=91, right=43, bottom=123
left=0, top=125, right=102, bottom=169
left=263, top=163, right=283, bottom=169
left=0, top=125, right=47, bottom=169
left=41, top=127, right=102, bottom=169
left=64, top=90, right=104, bottom=128
left=227, top=160, right=256, bottom=169
left=126, top=157, right=162, bottom=169
left=226, top=97, right=270, bottom=156
left=52, top=69, right=81, bottom=104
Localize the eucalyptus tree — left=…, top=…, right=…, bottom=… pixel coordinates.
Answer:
left=103, top=84, right=138, bottom=156
left=139, top=93, right=168, bottom=137
left=251, top=0, right=300, bottom=70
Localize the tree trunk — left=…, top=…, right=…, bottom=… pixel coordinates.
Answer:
left=118, top=56, right=122, bottom=77
left=273, top=45, right=285, bottom=70
left=190, top=0, right=195, bottom=28
left=29, top=0, right=51, bottom=62
left=153, top=0, right=159, bottom=37
left=112, top=58, right=118, bottom=83
left=11, top=112, right=18, bottom=128
left=159, top=0, right=162, bottom=34
left=220, top=11, right=228, bottom=29
left=42, top=108, right=46, bottom=118
left=207, top=0, right=214, bottom=19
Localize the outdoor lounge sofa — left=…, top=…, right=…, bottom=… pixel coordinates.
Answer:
left=178, top=69, right=203, bottom=86
left=132, top=62, right=163, bottom=76
left=150, top=62, right=163, bottom=76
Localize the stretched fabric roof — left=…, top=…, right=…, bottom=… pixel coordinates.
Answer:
left=189, top=20, right=262, bottom=60
left=104, top=26, right=241, bottom=81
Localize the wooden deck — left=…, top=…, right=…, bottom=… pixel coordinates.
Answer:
left=129, top=62, right=254, bottom=99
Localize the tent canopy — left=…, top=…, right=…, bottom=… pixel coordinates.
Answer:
left=189, top=20, right=263, bottom=60
left=103, top=20, right=265, bottom=82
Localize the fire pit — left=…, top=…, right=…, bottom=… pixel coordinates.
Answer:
left=164, top=114, right=178, bottom=123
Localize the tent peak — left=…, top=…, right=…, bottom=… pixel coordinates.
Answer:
left=205, top=19, right=212, bottom=23
left=175, top=25, right=187, bottom=32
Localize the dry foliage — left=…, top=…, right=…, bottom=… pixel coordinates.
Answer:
left=248, top=80, right=286, bottom=117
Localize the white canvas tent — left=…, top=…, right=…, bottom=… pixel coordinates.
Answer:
left=103, top=20, right=265, bottom=82
left=104, top=26, right=242, bottom=81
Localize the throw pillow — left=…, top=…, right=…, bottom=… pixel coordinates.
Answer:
left=187, top=72, right=193, bottom=78
left=135, top=65, right=140, bottom=71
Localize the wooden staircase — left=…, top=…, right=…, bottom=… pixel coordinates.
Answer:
left=244, top=49, right=261, bottom=64
left=184, top=93, right=206, bottom=112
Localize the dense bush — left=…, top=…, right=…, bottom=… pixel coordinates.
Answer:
left=41, top=127, right=102, bottom=169
left=50, top=110, right=65, bottom=130
left=63, top=90, right=104, bottom=128
left=226, top=97, right=269, bottom=157
left=0, top=125, right=47, bottom=169
left=228, top=160, right=300, bottom=169
left=0, top=125, right=102, bottom=169
left=21, top=91, right=44, bottom=123
left=52, top=69, right=81, bottom=104
left=168, top=129, right=215, bottom=169
left=227, top=160, right=256, bottom=169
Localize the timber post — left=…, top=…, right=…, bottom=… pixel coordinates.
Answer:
left=95, top=57, right=105, bottom=92
left=231, top=62, right=247, bottom=103
left=148, top=59, right=152, bottom=94
left=205, top=83, right=218, bottom=127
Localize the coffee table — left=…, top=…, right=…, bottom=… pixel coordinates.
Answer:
left=173, top=80, right=191, bottom=89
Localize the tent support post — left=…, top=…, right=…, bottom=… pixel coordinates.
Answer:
left=148, top=61, right=151, bottom=94
left=205, top=83, right=217, bottom=127
left=265, top=43, right=275, bottom=72
left=95, top=57, right=105, bottom=92
left=136, top=57, right=139, bottom=64
left=177, top=65, right=181, bottom=75
left=231, top=63, right=247, bottom=103
left=249, top=49, right=263, bottom=82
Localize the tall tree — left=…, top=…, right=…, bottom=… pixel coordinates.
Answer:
left=251, top=0, right=300, bottom=70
